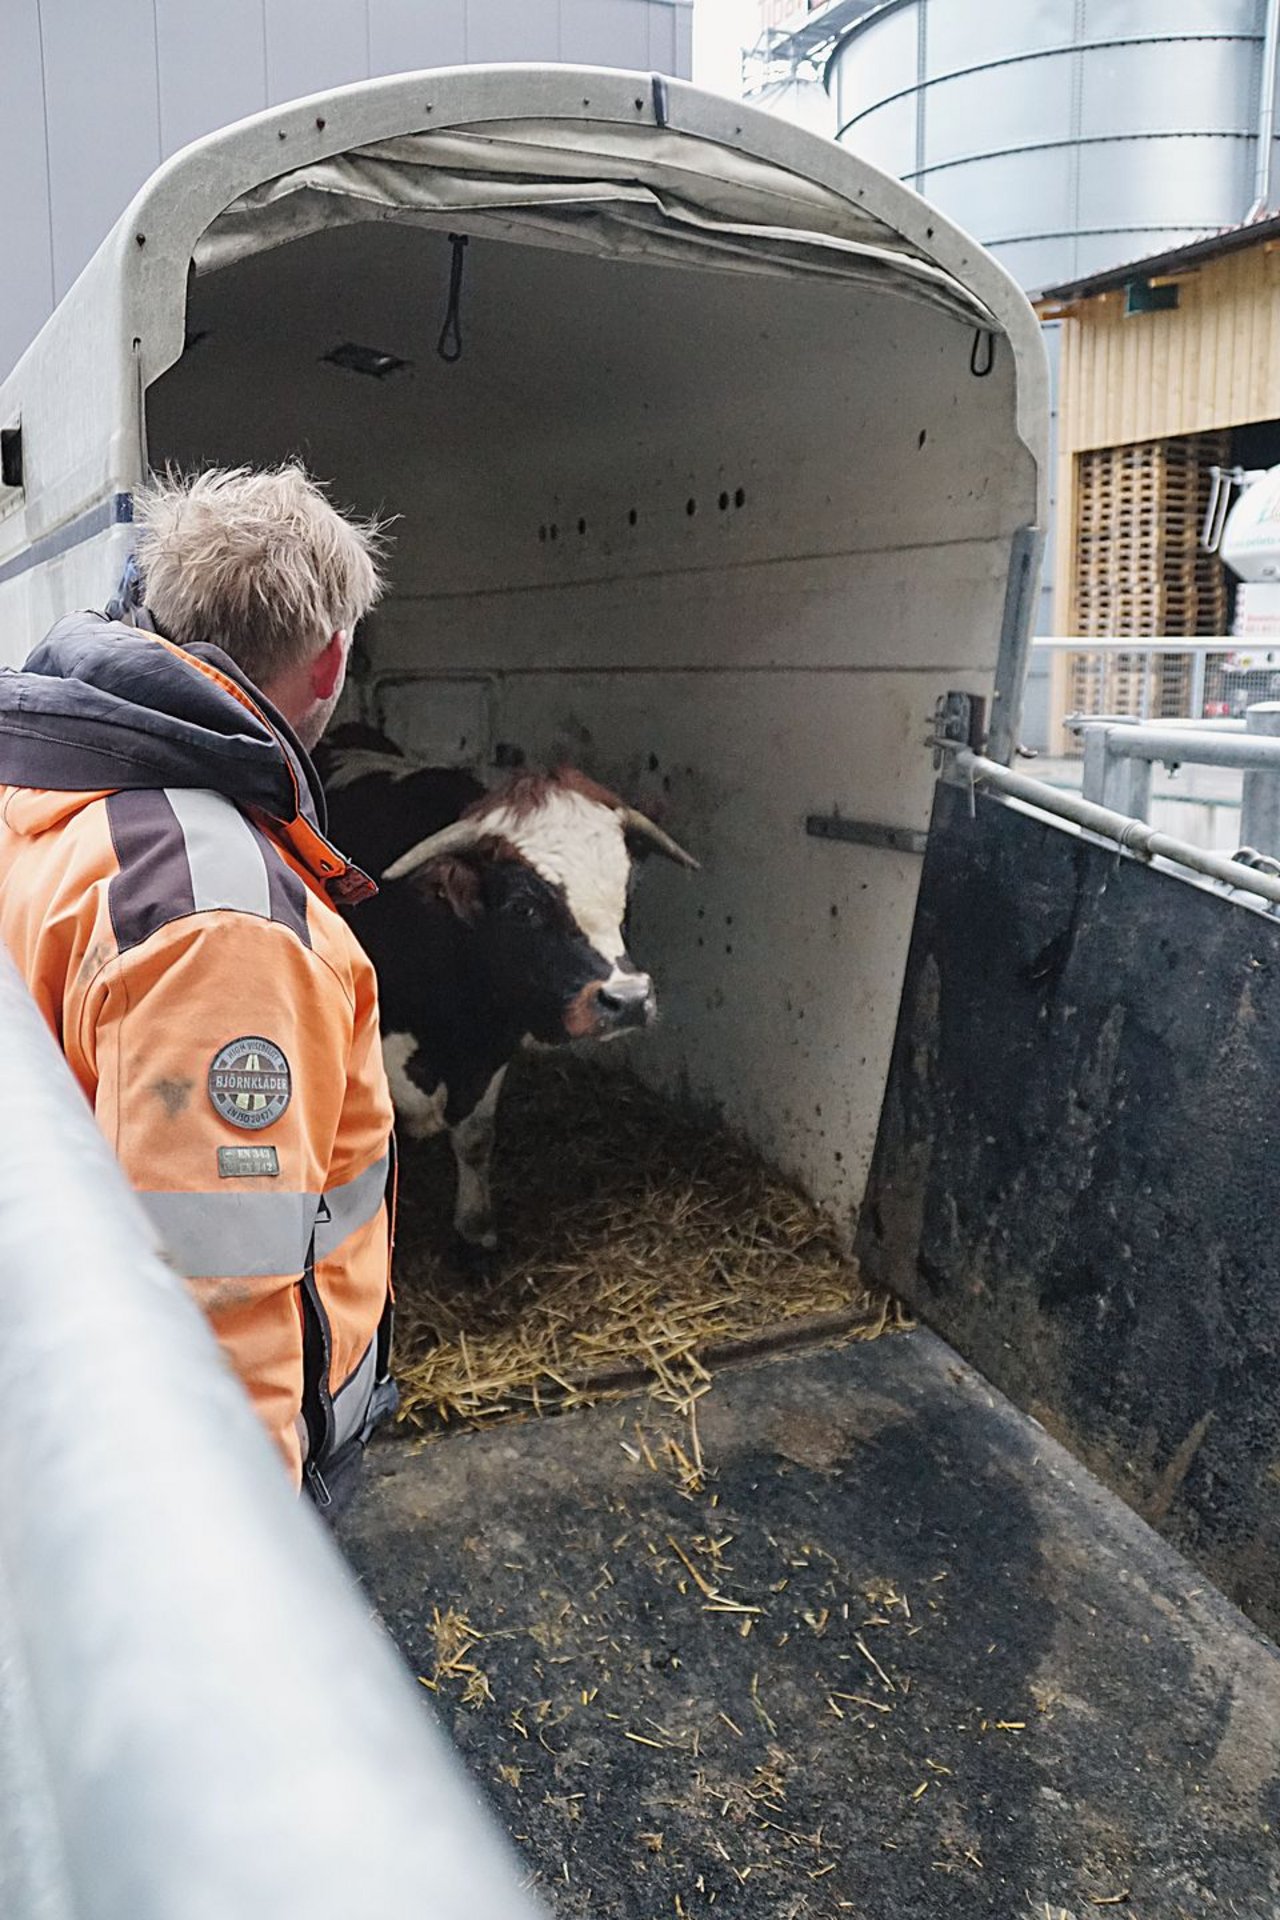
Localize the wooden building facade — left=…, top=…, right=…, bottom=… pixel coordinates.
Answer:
left=1037, top=217, right=1280, bottom=749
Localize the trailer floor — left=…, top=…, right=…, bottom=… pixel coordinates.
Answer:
left=338, top=1331, right=1280, bottom=1919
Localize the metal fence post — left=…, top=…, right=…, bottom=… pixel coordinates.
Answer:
left=1081, top=724, right=1153, bottom=819
left=1242, top=702, right=1280, bottom=855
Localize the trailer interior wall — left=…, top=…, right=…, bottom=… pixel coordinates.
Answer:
left=147, top=215, right=1031, bottom=1224
left=0, top=75, right=1044, bottom=1234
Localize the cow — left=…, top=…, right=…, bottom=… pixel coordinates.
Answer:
left=317, top=726, right=698, bottom=1269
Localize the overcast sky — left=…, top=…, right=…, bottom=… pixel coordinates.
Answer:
left=692, top=0, right=757, bottom=99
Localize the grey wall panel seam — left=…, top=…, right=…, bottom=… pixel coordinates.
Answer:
left=149, top=0, right=164, bottom=151
left=34, top=2, right=56, bottom=314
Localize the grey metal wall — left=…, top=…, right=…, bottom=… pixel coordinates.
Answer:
left=829, top=0, right=1267, bottom=292
left=0, top=0, right=692, bottom=381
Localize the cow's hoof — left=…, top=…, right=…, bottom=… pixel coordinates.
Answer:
left=450, top=1233, right=500, bottom=1282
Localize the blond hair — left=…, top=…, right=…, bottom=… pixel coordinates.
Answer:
left=133, top=465, right=386, bottom=689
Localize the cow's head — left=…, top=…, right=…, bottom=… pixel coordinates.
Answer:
left=382, top=768, right=698, bottom=1044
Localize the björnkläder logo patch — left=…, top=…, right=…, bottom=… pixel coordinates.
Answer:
left=208, top=1037, right=292, bottom=1132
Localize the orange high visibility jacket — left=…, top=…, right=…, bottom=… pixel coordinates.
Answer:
left=0, top=611, right=395, bottom=1496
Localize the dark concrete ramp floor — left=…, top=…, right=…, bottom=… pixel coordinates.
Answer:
left=339, top=1331, right=1280, bottom=1919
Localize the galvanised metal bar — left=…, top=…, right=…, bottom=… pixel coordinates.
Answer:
left=989, top=523, right=1045, bottom=767
left=950, top=749, right=1280, bottom=910
left=1067, top=714, right=1246, bottom=731
left=1081, top=725, right=1151, bottom=819
left=1034, top=637, right=1232, bottom=652
left=1097, top=725, right=1280, bottom=770
left=0, top=948, right=543, bottom=1920
left=1253, top=0, right=1280, bottom=216
left=1242, top=702, right=1280, bottom=856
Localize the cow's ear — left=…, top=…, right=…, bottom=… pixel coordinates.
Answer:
left=424, top=855, right=484, bottom=925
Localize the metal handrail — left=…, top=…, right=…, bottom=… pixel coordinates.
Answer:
left=946, top=748, right=1280, bottom=909
left=1032, top=636, right=1241, bottom=652
left=1096, top=725, right=1280, bottom=770
left=0, top=949, right=542, bottom=1920
left=1066, top=712, right=1246, bottom=732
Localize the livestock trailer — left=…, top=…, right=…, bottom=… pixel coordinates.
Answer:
left=3, top=66, right=1280, bottom=1918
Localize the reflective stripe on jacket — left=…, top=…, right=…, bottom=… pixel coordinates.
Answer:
left=0, top=613, right=396, bottom=1488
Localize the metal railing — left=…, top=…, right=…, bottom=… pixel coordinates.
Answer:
left=1033, top=636, right=1280, bottom=740
left=1072, top=702, right=1280, bottom=863
left=943, top=744, right=1280, bottom=907
left=0, top=948, right=542, bottom=1920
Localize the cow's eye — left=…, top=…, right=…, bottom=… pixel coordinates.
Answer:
left=510, top=898, right=541, bottom=925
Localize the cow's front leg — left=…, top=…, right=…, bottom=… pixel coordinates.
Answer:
left=448, top=1066, right=508, bottom=1269
left=382, top=1032, right=448, bottom=1139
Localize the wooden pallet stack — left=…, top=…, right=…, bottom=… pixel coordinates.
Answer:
left=1060, top=432, right=1230, bottom=742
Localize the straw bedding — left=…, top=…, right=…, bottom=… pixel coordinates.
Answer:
left=391, top=1054, right=906, bottom=1432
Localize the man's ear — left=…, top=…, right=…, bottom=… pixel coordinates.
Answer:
left=420, top=854, right=484, bottom=926
left=311, top=630, right=347, bottom=703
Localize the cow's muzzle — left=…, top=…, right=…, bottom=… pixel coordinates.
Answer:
left=597, top=971, right=656, bottom=1031
left=564, top=972, right=657, bottom=1039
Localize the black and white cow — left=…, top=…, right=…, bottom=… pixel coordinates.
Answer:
left=318, top=727, right=697, bottom=1266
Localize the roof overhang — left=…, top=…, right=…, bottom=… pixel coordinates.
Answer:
left=1035, top=212, right=1280, bottom=309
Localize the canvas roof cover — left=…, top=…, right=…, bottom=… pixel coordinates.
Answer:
left=193, top=121, right=999, bottom=332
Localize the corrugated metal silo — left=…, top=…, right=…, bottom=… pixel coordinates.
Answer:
left=829, top=0, right=1273, bottom=291
left=821, top=0, right=1280, bottom=743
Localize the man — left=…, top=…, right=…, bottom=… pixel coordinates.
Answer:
left=0, top=465, right=395, bottom=1510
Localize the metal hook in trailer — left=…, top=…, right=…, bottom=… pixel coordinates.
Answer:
left=0, top=947, right=541, bottom=1920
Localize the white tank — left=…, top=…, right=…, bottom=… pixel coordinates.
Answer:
left=1222, top=466, right=1280, bottom=581
left=828, top=0, right=1271, bottom=293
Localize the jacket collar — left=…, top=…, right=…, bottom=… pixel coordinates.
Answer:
left=0, top=610, right=374, bottom=905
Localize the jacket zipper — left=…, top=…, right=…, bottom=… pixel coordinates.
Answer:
left=298, top=1216, right=337, bottom=1502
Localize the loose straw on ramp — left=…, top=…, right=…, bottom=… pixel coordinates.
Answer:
left=391, top=1056, right=907, bottom=1432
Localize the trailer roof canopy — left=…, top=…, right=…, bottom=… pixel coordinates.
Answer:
left=193, top=121, right=998, bottom=332
left=0, top=66, right=1045, bottom=579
